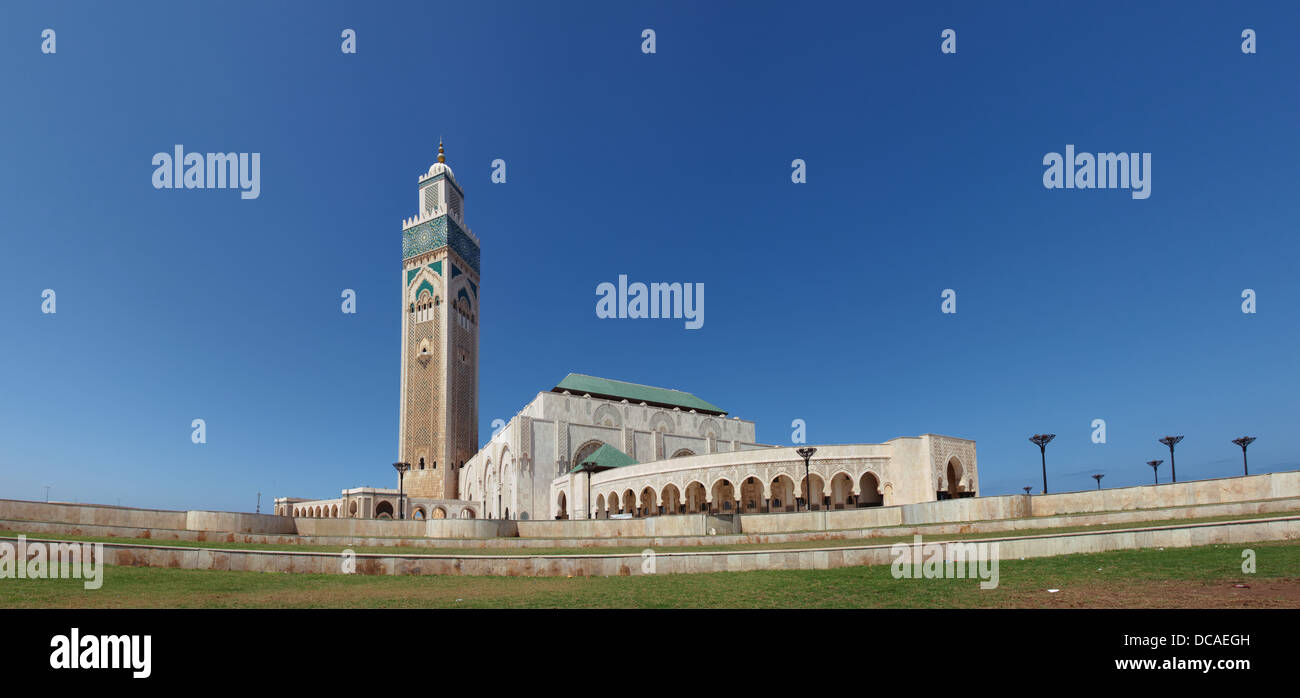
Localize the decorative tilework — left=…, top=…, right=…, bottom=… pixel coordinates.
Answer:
left=402, top=214, right=480, bottom=272
left=408, top=262, right=443, bottom=287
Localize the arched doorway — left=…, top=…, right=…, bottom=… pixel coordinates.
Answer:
left=858, top=472, right=884, bottom=506
left=556, top=492, right=568, bottom=520
left=830, top=473, right=854, bottom=510
left=947, top=458, right=963, bottom=498
left=660, top=484, right=682, bottom=515
left=799, top=474, right=826, bottom=511
left=739, top=476, right=763, bottom=513
left=374, top=501, right=394, bottom=519
left=711, top=479, right=736, bottom=513
left=501, top=456, right=516, bottom=520
left=770, top=475, right=796, bottom=512
left=684, top=481, right=707, bottom=514
left=639, top=487, right=657, bottom=516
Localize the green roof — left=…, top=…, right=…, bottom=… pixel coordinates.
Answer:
left=569, top=443, right=638, bottom=474
left=552, top=374, right=726, bottom=415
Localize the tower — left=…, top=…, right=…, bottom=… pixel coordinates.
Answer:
left=397, top=142, right=480, bottom=501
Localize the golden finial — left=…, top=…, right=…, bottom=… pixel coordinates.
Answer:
left=437, top=140, right=446, bottom=164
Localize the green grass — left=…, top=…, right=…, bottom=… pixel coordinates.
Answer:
left=1, top=541, right=1295, bottom=608
left=2, top=509, right=1294, bottom=558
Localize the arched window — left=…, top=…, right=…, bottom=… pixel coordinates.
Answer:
left=572, top=440, right=605, bottom=468
left=413, top=289, right=439, bottom=324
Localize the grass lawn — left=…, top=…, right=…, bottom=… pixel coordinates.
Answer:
left=2, top=541, right=1296, bottom=608
left=2, top=509, right=1294, bottom=558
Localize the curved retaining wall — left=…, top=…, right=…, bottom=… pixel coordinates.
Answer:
left=1029, top=471, right=1300, bottom=516
left=738, top=506, right=902, bottom=533
left=7, top=516, right=1295, bottom=577
left=186, top=511, right=297, bottom=535
left=426, top=519, right=515, bottom=538
left=515, top=514, right=739, bottom=539
left=3, top=470, right=1297, bottom=541
left=291, top=517, right=516, bottom=539
left=6, top=495, right=1300, bottom=551
left=0, top=499, right=187, bottom=529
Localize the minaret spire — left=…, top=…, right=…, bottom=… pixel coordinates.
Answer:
left=437, top=140, right=446, bottom=164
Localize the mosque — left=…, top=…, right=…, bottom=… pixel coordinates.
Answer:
left=274, top=146, right=979, bottom=522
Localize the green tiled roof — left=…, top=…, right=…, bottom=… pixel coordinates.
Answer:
left=552, top=373, right=726, bottom=415
left=569, top=443, right=638, bottom=473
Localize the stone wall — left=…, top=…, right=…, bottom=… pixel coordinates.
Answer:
left=1028, top=471, right=1300, bottom=517
left=3, top=470, right=1296, bottom=542
left=515, top=513, right=740, bottom=538
left=185, top=511, right=298, bottom=535
left=737, top=507, right=903, bottom=533
left=426, top=518, right=516, bottom=538
left=900, top=495, right=1031, bottom=525
left=291, top=517, right=513, bottom=539
left=0, top=499, right=188, bottom=530
left=8, top=495, right=1299, bottom=554
left=12, top=515, right=1293, bottom=577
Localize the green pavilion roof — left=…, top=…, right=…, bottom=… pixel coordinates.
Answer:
left=569, top=443, right=639, bottom=474
left=551, top=373, right=726, bottom=415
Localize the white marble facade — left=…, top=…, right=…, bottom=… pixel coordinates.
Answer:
left=459, top=386, right=769, bottom=520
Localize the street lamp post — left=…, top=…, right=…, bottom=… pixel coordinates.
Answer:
left=1092, top=474, right=1104, bottom=490
left=575, top=461, right=598, bottom=519
left=1029, top=434, right=1055, bottom=494
left=1232, top=436, right=1256, bottom=476
left=1146, top=460, right=1163, bottom=485
left=392, top=462, right=410, bottom=519
left=795, top=447, right=817, bottom=512
left=1159, top=435, right=1184, bottom=483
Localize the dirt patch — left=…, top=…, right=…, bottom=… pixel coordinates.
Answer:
left=993, top=578, right=1300, bottom=609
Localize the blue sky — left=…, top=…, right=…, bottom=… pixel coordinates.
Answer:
left=1, top=1, right=1297, bottom=511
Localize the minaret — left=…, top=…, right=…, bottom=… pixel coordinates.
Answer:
left=397, top=142, right=481, bottom=502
